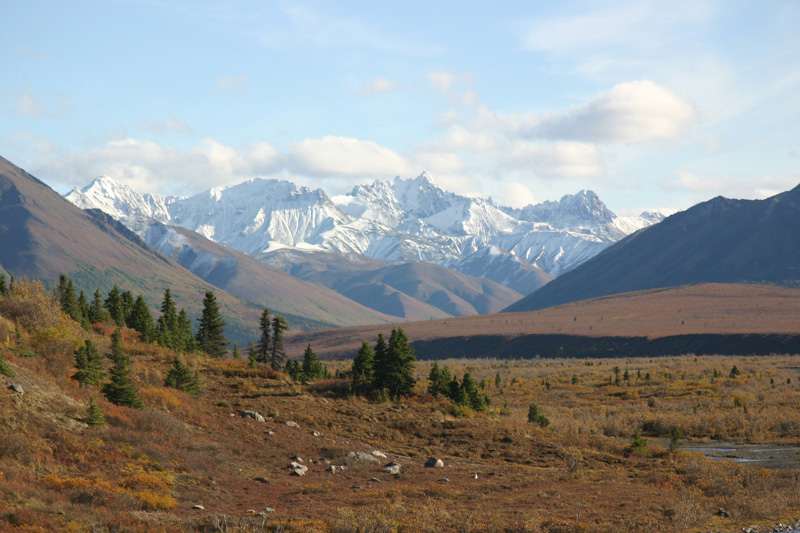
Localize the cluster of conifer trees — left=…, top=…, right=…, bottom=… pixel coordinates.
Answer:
left=350, top=328, right=416, bottom=400
left=427, top=362, right=489, bottom=412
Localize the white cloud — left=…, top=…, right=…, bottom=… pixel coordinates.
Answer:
left=15, top=92, right=46, bottom=118
left=495, top=182, right=538, bottom=208
left=522, top=80, right=696, bottom=144
left=258, top=4, right=443, bottom=56
left=661, top=170, right=799, bottom=200
left=217, top=75, right=249, bottom=90
left=505, top=141, right=605, bottom=179
left=10, top=135, right=282, bottom=196
left=286, top=136, right=412, bottom=178
left=359, top=77, right=404, bottom=95
left=138, top=116, right=194, bottom=135
left=14, top=90, right=72, bottom=119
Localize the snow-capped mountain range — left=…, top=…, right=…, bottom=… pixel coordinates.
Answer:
left=66, top=172, right=666, bottom=295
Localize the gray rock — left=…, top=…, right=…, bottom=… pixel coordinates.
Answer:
left=438, top=477, right=450, bottom=482
left=312, top=430, right=323, bottom=437
left=241, top=410, right=265, bottom=422
left=263, top=507, right=275, bottom=513
left=384, top=461, right=402, bottom=475
left=8, top=383, right=24, bottom=395
left=193, top=504, right=205, bottom=510
left=345, top=451, right=380, bottom=469
left=285, top=421, right=299, bottom=427
left=370, top=477, right=381, bottom=483
left=371, top=450, right=387, bottom=458
left=424, top=457, right=444, bottom=468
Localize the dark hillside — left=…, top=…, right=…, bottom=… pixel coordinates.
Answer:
left=505, top=184, right=800, bottom=312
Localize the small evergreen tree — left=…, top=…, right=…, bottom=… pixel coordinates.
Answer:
left=77, top=291, right=90, bottom=329
left=176, top=309, right=196, bottom=353
left=384, top=328, right=416, bottom=399
left=84, top=396, right=106, bottom=426
left=247, top=341, right=258, bottom=369
left=257, top=309, right=271, bottom=364
left=102, top=329, right=144, bottom=409
left=127, top=295, right=155, bottom=342
left=285, top=359, right=303, bottom=380
left=14, top=319, right=36, bottom=358
left=72, top=339, right=104, bottom=387
left=448, top=375, right=466, bottom=405
left=372, top=333, right=388, bottom=393
left=427, top=362, right=451, bottom=398
left=302, top=343, right=323, bottom=381
left=232, top=342, right=241, bottom=360
left=121, top=290, right=135, bottom=326
left=269, top=315, right=288, bottom=371
left=351, top=340, right=375, bottom=392
left=105, top=285, right=126, bottom=327
left=0, top=274, right=8, bottom=296
left=527, top=402, right=550, bottom=427
left=88, top=289, right=110, bottom=324
left=0, top=350, right=14, bottom=378
left=629, top=429, right=648, bottom=454
left=196, top=291, right=227, bottom=358
left=164, top=356, right=201, bottom=395
left=461, top=372, right=485, bottom=411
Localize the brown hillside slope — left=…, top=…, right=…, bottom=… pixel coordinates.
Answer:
left=285, top=283, right=800, bottom=359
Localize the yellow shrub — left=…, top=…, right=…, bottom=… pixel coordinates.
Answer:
left=129, top=489, right=177, bottom=510
left=139, top=385, right=185, bottom=411
left=122, top=472, right=169, bottom=492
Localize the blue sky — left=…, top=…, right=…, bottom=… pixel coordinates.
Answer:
left=1, top=0, right=798, bottom=213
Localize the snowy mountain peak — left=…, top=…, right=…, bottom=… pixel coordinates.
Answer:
left=65, top=170, right=664, bottom=285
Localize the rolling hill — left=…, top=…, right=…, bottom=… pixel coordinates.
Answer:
left=283, top=283, right=800, bottom=360
left=504, top=184, right=800, bottom=313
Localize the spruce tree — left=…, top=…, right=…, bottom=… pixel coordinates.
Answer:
left=302, top=343, right=323, bottom=381
left=0, top=350, right=14, bottom=378
left=102, top=329, right=144, bottom=409
left=269, top=315, right=288, bottom=371
left=461, top=372, right=485, bottom=411
left=164, top=356, right=201, bottom=395
left=257, top=309, right=271, bottom=364
left=14, top=319, right=36, bottom=358
left=85, top=396, right=106, bottom=426
left=427, top=363, right=451, bottom=398
left=247, top=340, right=258, bottom=368
left=88, top=289, right=110, bottom=324
left=128, top=295, right=155, bottom=342
left=372, top=333, right=388, bottom=393
left=156, top=289, right=179, bottom=350
left=527, top=403, right=549, bottom=427
left=384, top=328, right=416, bottom=399
left=448, top=375, right=466, bottom=405
left=72, top=339, right=104, bottom=387
left=0, top=274, right=7, bottom=296
left=56, top=275, right=83, bottom=324
left=352, top=340, right=375, bottom=393
left=176, top=309, right=196, bottom=353
left=105, top=285, right=126, bottom=327
left=196, top=291, right=227, bottom=358
left=121, top=290, right=135, bottom=326
left=232, top=342, right=241, bottom=360
left=77, top=291, right=90, bottom=329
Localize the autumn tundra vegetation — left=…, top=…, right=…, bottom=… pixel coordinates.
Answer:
left=1, top=274, right=800, bottom=532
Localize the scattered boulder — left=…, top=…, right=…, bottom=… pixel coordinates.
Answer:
left=384, top=461, right=402, bottom=475
left=289, top=461, right=308, bottom=476
left=439, top=477, right=450, bottom=483
left=285, top=421, right=299, bottom=427
left=717, top=508, right=730, bottom=518
left=345, top=451, right=380, bottom=470
left=370, top=477, right=381, bottom=483
left=193, top=504, right=205, bottom=510
left=472, top=473, right=479, bottom=479
left=425, top=457, right=444, bottom=468
left=241, top=410, right=265, bottom=422
left=371, top=450, right=387, bottom=458
left=263, top=507, right=275, bottom=513
left=254, top=477, right=268, bottom=484
left=312, top=430, right=323, bottom=437
left=8, top=383, right=24, bottom=395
